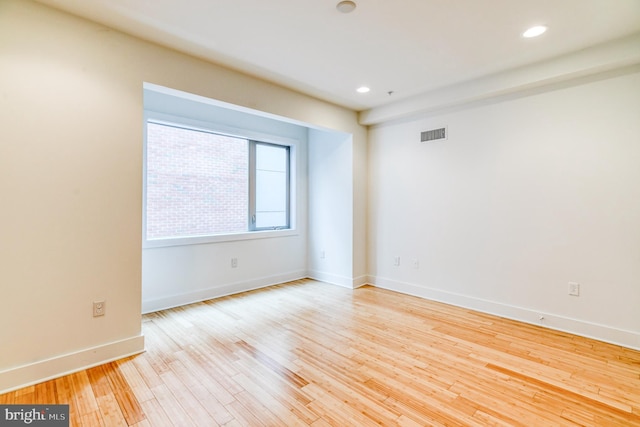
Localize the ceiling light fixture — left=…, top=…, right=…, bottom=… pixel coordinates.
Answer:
left=336, top=1, right=357, bottom=13
left=522, top=25, right=547, bottom=38
left=356, top=86, right=370, bottom=93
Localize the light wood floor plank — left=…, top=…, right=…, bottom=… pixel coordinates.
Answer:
left=54, top=375, right=81, bottom=427
left=95, top=394, right=127, bottom=427
left=102, top=362, right=146, bottom=425
left=138, top=397, right=173, bottom=427
left=1, top=279, right=639, bottom=426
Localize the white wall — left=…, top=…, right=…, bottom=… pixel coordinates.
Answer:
left=308, top=129, right=355, bottom=287
left=0, top=0, right=366, bottom=392
left=0, top=0, right=145, bottom=392
left=369, top=70, right=640, bottom=349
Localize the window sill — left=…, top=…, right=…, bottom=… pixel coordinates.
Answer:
left=143, top=228, right=298, bottom=249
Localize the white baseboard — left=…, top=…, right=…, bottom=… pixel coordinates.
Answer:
left=352, top=275, right=370, bottom=288
left=371, top=276, right=640, bottom=351
left=307, top=270, right=360, bottom=289
left=142, top=270, right=307, bottom=313
left=0, top=335, right=145, bottom=394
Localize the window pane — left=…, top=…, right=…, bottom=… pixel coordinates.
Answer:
left=256, top=144, right=287, bottom=171
left=256, top=170, right=287, bottom=211
left=146, top=122, right=248, bottom=239
left=254, top=144, right=288, bottom=228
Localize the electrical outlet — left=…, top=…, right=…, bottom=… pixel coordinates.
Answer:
left=320, top=250, right=325, bottom=259
left=393, top=256, right=400, bottom=266
left=93, top=301, right=106, bottom=317
left=231, top=258, right=238, bottom=268
left=411, top=258, right=419, bottom=269
left=568, top=282, right=580, bottom=296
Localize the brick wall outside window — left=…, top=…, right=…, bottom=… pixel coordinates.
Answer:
left=146, top=122, right=249, bottom=239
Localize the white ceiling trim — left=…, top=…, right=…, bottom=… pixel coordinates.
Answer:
left=360, top=33, right=640, bottom=126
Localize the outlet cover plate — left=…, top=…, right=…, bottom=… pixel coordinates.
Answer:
left=93, top=301, right=106, bottom=317
left=568, top=282, right=580, bottom=296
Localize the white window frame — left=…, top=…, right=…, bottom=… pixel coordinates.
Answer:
left=143, top=111, right=297, bottom=248
left=249, top=141, right=291, bottom=231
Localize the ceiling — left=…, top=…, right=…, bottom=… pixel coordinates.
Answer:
left=34, top=0, right=640, bottom=111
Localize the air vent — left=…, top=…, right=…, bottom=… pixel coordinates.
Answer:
left=421, top=127, right=447, bottom=142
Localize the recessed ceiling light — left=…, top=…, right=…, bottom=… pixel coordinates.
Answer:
left=522, top=25, right=547, bottom=38
left=336, top=1, right=357, bottom=13
left=356, top=86, right=370, bottom=93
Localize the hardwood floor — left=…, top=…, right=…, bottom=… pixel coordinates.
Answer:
left=2, top=279, right=639, bottom=426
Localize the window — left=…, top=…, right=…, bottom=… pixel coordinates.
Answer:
left=144, top=117, right=293, bottom=245
left=250, top=142, right=290, bottom=230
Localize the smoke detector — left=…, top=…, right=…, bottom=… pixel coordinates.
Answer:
left=336, top=1, right=356, bottom=13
